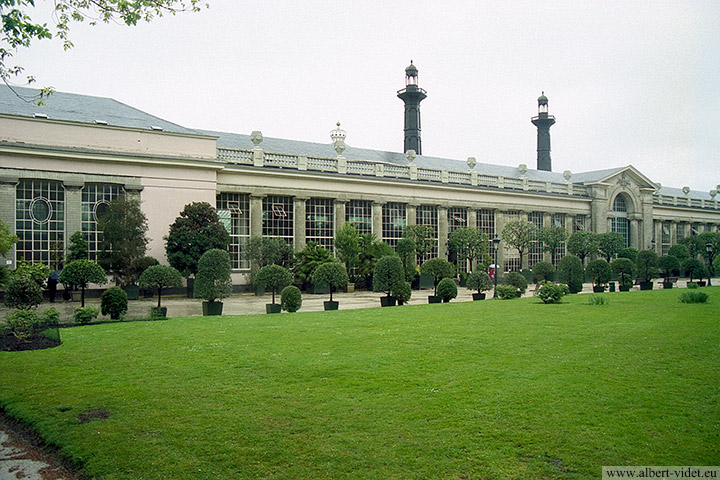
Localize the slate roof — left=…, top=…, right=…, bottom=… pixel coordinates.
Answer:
left=0, top=85, right=201, bottom=135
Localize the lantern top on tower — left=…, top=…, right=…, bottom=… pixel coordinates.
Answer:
left=405, top=60, right=418, bottom=77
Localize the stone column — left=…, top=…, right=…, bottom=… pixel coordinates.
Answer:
left=495, top=210, right=507, bottom=272
left=543, top=212, right=553, bottom=263
left=590, top=186, right=609, bottom=234
left=438, top=206, right=448, bottom=259
left=372, top=201, right=383, bottom=238
left=334, top=199, right=346, bottom=236
left=406, top=204, right=417, bottom=226
left=629, top=216, right=640, bottom=250
left=250, top=194, right=263, bottom=238
left=294, top=197, right=307, bottom=250
left=63, top=179, right=84, bottom=239
left=0, top=174, right=18, bottom=268
left=641, top=192, right=655, bottom=250
left=468, top=208, right=477, bottom=230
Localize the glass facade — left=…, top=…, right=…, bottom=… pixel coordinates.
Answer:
left=382, top=202, right=406, bottom=248
left=346, top=200, right=372, bottom=235
left=527, top=211, right=544, bottom=267
left=611, top=196, right=630, bottom=248
left=306, top=198, right=334, bottom=251
left=661, top=221, right=672, bottom=255
left=217, top=193, right=251, bottom=270
left=82, top=183, right=123, bottom=261
left=448, top=207, right=468, bottom=272
left=573, top=215, right=587, bottom=232
left=477, top=209, right=495, bottom=239
left=503, top=210, right=521, bottom=272
left=552, top=213, right=566, bottom=266
left=416, top=205, right=438, bottom=262
left=16, top=180, right=65, bottom=265
left=262, top=195, right=294, bottom=245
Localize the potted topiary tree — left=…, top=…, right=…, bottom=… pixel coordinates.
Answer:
left=419, top=258, right=456, bottom=303
left=100, top=286, right=128, bottom=320
left=610, top=257, right=635, bottom=291
left=392, top=280, right=412, bottom=305
left=437, top=277, right=458, bottom=303
left=131, top=256, right=160, bottom=298
left=194, top=249, right=233, bottom=316
left=255, top=264, right=293, bottom=313
left=466, top=271, right=493, bottom=300
left=312, top=262, right=349, bottom=311
left=557, top=255, right=584, bottom=294
left=531, top=261, right=555, bottom=283
left=372, top=255, right=404, bottom=307
left=658, top=255, right=680, bottom=289
left=635, top=250, right=658, bottom=290
left=586, top=259, right=611, bottom=293
left=58, top=259, right=107, bottom=307
left=501, top=271, right=528, bottom=298
left=138, top=264, right=183, bottom=318
left=682, top=257, right=703, bottom=284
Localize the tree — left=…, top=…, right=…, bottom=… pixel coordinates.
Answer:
left=610, top=257, right=635, bottom=288
left=502, top=271, right=528, bottom=296
left=698, top=232, right=720, bottom=269
left=501, top=221, right=536, bottom=270
left=595, top=232, right=625, bottom=262
left=246, top=236, right=294, bottom=285
left=448, top=227, right=489, bottom=273
left=436, top=277, right=457, bottom=302
left=419, top=258, right=455, bottom=296
left=682, top=258, right=704, bottom=282
left=58, top=259, right=107, bottom=307
left=635, top=250, right=658, bottom=282
left=165, top=202, right=230, bottom=278
left=566, top=231, right=596, bottom=264
left=531, top=261, right=554, bottom=282
left=138, top=264, right=183, bottom=309
left=557, top=255, right=584, bottom=294
left=97, top=196, right=149, bottom=286
left=396, top=237, right=417, bottom=283
left=618, top=247, right=639, bottom=263
left=667, top=244, right=690, bottom=262
left=403, top=225, right=436, bottom=263
left=586, top=259, right=611, bottom=288
left=312, top=261, right=348, bottom=303
left=3, top=277, right=42, bottom=310
left=466, top=271, right=493, bottom=294
left=194, top=249, right=232, bottom=303
left=657, top=255, right=680, bottom=280
left=1, top=0, right=205, bottom=100
left=357, top=233, right=395, bottom=289
left=679, top=236, right=702, bottom=259
left=334, top=223, right=360, bottom=277
left=255, top=264, right=293, bottom=305
left=100, top=286, right=127, bottom=320
left=67, top=231, right=88, bottom=261
left=372, top=255, right=404, bottom=299
left=0, top=217, right=17, bottom=256
left=538, top=225, right=568, bottom=265
left=292, top=242, right=333, bottom=290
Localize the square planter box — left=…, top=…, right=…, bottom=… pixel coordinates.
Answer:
left=266, top=303, right=282, bottom=314
left=619, top=285, right=631, bottom=292
left=202, top=301, right=223, bottom=316
left=639, top=282, right=653, bottom=290
left=428, top=295, right=442, bottom=304
left=323, top=301, right=339, bottom=311
left=150, top=307, right=167, bottom=319
left=380, top=296, right=396, bottom=307
left=472, top=293, right=486, bottom=301
left=592, top=286, right=605, bottom=293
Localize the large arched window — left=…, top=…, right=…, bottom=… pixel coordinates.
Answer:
left=16, top=180, right=65, bottom=265
left=611, top=195, right=630, bottom=248
left=82, top=183, right=123, bottom=261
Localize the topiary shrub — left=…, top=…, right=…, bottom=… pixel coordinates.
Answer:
left=11, top=260, right=50, bottom=288
left=74, top=306, right=99, bottom=325
left=586, top=259, right=611, bottom=288
left=658, top=255, right=680, bottom=281
left=680, top=291, right=708, bottom=303
left=59, top=259, right=107, bottom=307
left=419, top=258, right=456, bottom=296
left=255, top=264, right=293, bottom=305
left=4, top=277, right=43, bottom=310
left=280, top=285, right=302, bottom=312
left=611, top=257, right=635, bottom=288
left=194, top=249, right=233, bottom=303
left=531, top=261, right=555, bottom=282
left=466, top=271, right=493, bottom=294
left=312, top=261, right=348, bottom=303
left=436, top=278, right=457, bottom=302
left=668, top=244, right=690, bottom=262
left=131, top=256, right=160, bottom=286
left=686, top=282, right=699, bottom=290
left=391, top=281, right=412, bottom=305
left=373, top=255, right=404, bottom=299
left=557, top=255, right=584, bottom=294
left=496, top=284, right=519, bottom=300
left=635, top=250, right=659, bottom=281
left=682, top=258, right=704, bottom=282
left=101, top=286, right=128, bottom=320
left=536, top=281, right=569, bottom=304
left=502, top=271, right=528, bottom=295
left=139, top=265, right=183, bottom=310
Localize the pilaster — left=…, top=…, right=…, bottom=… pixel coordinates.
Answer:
left=294, top=197, right=307, bottom=250
left=63, top=179, right=84, bottom=239
left=250, top=194, right=263, bottom=238
left=0, top=175, right=18, bottom=268
left=406, top=204, right=417, bottom=226
left=334, top=200, right=346, bottom=236
left=372, top=201, right=383, bottom=238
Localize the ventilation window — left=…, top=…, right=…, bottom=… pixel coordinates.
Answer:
left=95, top=120, right=108, bottom=125
left=33, top=113, right=48, bottom=119
left=150, top=125, right=163, bottom=131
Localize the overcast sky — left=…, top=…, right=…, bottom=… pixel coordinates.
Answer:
left=14, top=1, right=720, bottom=193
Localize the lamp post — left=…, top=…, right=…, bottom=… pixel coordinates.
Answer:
left=492, top=234, right=500, bottom=299
left=706, top=242, right=713, bottom=287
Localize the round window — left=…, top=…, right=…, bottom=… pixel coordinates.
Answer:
left=29, top=198, right=52, bottom=224
left=93, top=200, right=110, bottom=223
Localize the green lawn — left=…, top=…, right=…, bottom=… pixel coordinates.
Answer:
left=1, top=288, right=718, bottom=479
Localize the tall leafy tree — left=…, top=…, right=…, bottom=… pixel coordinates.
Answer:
left=165, top=202, right=230, bottom=278
left=1, top=0, right=206, bottom=100
left=0, top=218, right=17, bottom=287
left=566, top=231, right=597, bottom=265
left=97, top=197, right=149, bottom=285
left=334, top=222, right=360, bottom=275
left=595, top=232, right=625, bottom=262
left=538, top=225, right=568, bottom=265
left=448, top=227, right=489, bottom=273
left=501, top=220, right=536, bottom=270
left=403, top=225, right=436, bottom=263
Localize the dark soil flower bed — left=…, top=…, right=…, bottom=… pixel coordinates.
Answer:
left=0, top=330, right=62, bottom=352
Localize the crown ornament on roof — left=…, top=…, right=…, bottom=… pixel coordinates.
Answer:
left=682, top=186, right=690, bottom=195
left=250, top=130, right=263, bottom=147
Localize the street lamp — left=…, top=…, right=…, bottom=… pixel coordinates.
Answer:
left=706, top=242, right=713, bottom=287
left=492, top=234, right=500, bottom=299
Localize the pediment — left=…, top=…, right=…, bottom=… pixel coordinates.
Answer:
left=585, top=165, right=658, bottom=191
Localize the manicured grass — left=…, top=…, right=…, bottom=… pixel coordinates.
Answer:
left=1, top=288, right=718, bottom=479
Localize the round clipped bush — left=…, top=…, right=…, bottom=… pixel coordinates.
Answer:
left=74, top=306, right=99, bottom=325
left=436, top=277, right=457, bottom=302
left=59, top=259, right=107, bottom=307
left=312, top=261, right=348, bottom=302
left=496, top=284, right=520, bottom=300
left=280, top=285, right=302, bottom=312
left=586, top=259, right=612, bottom=287
left=680, top=291, right=708, bottom=303
left=372, top=255, right=404, bottom=298
left=557, top=255, right=584, bottom=294
left=658, top=255, right=680, bottom=280
left=139, top=265, right=183, bottom=309
left=101, top=286, right=128, bottom=320
left=4, top=277, right=43, bottom=310
left=194, top=248, right=233, bottom=303
left=532, top=261, right=555, bottom=282
left=502, top=271, right=528, bottom=295
left=255, top=264, right=293, bottom=305
left=611, top=257, right=635, bottom=288
left=635, top=250, right=659, bottom=281
left=419, top=258, right=456, bottom=296
left=392, top=280, right=412, bottom=305
left=536, top=281, right=569, bottom=304
left=466, top=271, right=493, bottom=294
